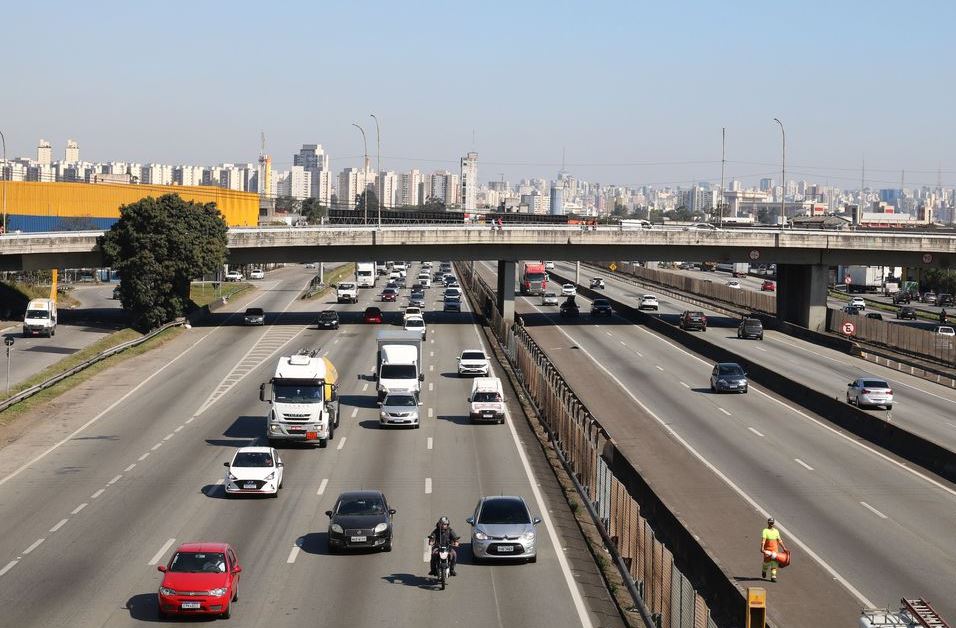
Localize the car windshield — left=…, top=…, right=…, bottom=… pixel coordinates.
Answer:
left=444, top=290, right=459, bottom=296
left=544, top=292, right=556, bottom=298
left=233, top=452, right=274, bottom=467
left=719, top=365, right=745, bottom=377
left=168, top=551, right=226, bottom=574
left=245, top=308, right=263, bottom=316
left=526, top=273, right=546, bottom=282
left=594, top=300, right=609, bottom=307
left=861, top=380, right=889, bottom=388
left=365, top=308, right=381, bottom=315
left=25, top=310, right=50, bottom=319
left=339, top=284, right=355, bottom=290
left=461, top=352, right=485, bottom=361
left=743, top=319, right=760, bottom=326
left=473, top=391, right=501, bottom=403
left=384, top=395, right=417, bottom=407
left=405, top=319, right=424, bottom=329
left=383, top=289, right=397, bottom=295
left=405, top=308, right=421, bottom=315
left=381, top=364, right=417, bottom=379
left=642, top=296, right=656, bottom=301
left=273, top=384, right=324, bottom=403
left=337, top=497, right=385, bottom=516
left=319, top=312, right=337, bottom=320
left=478, top=499, right=530, bottom=524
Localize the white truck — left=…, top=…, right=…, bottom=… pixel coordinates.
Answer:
left=468, top=377, right=505, bottom=424
left=336, top=282, right=358, bottom=304
left=356, top=262, right=376, bottom=288
left=841, top=265, right=902, bottom=294
left=375, top=330, right=423, bottom=402
left=260, top=350, right=340, bottom=448
left=23, top=298, right=57, bottom=337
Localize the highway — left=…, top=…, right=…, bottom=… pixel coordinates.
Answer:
left=556, top=261, right=956, bottom=449
left=0, top=263, right=620, bottom=628
left=478, top=260, right=956, bottom=622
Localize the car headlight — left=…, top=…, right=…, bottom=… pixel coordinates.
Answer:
left=264, top=472, right=275, bottom=481
left=380, top=411, right=387, bottom=419
left=208, top=587, right=228, bottom=597
left=159, top=587, right=176, bottom=596
left=474, top=530, right=489, bottom=541
left=521, top=531, right=536, bottom=542
left=374, top=523, right=388, bottom=534
left=331, top=523, right=343, bottom=534
left=227, top=473, right=237, bottom=482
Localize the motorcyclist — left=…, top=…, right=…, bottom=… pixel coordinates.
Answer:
left=940, top=308, right=948, bottom=324
left=428, top=516, right=460, bottom=577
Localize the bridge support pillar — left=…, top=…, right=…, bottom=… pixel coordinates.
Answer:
left=497, top=260, right=516, bottom=325
left=776, top=263, right=828, bottom=331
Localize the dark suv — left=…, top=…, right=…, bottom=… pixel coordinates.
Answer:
left=737, top=318, right=764, bottom=340
left=559, top=297, right=580, bottom=317
left=679, top=310, right=707, bottom=331
left=938, top=293, right=955, bottom=307
left=590, top=298, right=613, bottom=317
left=316, top=310, right=340, bottom=330
left=898, top=306, right=917, bottom=320
left=891, top=291, right=911, bottom=304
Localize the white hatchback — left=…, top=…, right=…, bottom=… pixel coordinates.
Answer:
left=849, top=297, right=866, bottom=310
left=457, top=350, right=490, bottom=377
left=638, top=295, right=659, bottom=311
left=561, top=283, right=577, bottom=297
left=224, top=447, right=283, bottom=497
left=403, top=315, right=426, bottom=338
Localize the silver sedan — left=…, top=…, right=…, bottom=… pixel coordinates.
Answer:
left=467, top=496, right=541, bottom=563
left=846, top=378, right=893, bottom=410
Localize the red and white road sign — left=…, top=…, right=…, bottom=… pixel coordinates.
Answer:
left=842, top=321, right=855, bottom=335
left=844, top=275, right=852, bottom=285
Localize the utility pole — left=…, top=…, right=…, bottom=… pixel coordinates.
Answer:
left=772, top=118, right=785, bottom=227
left=0, top=129, right=6, bottom=234
left=5, top=335, right=14, bottom=395
left=719, top=127, right=726, bottom=227
left=370, top=114, right=382, bottom=228
left=352, top=123, right=368, bottom=223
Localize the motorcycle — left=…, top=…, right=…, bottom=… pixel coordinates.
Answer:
left=433, top=543, right=451, bottom=590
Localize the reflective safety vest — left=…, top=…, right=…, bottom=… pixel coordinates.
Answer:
left=762, top=528, right=780, bottom=553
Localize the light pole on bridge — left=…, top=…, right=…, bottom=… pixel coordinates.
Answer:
left=352, top=123, right=369, bottom=224
left=772, top=117, right=786, bottom=227
left=370, top=114, right=382, bottom=229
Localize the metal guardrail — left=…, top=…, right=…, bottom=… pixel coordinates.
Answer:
left=0, top=319, right=183, bottom=413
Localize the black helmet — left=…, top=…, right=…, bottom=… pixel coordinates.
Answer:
left=767, top=517, right=775, bottom=525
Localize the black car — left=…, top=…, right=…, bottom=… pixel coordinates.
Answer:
left=938, top=293, right=955, bottom=307
left=737, top=318, right=763, bottom=340
left=443, top=296, right=462, bottom=312
left=590, top=298, right=613, bottom=316
left=679, top=310, right=707, bottom=331
left=891, top=292, right=911, bottom=304
left=865, top=312, right=883, bottom=321
left=898, top=306, right=917, bottom=320
left=317, top=310, right=340, bottom=330
left=589, top=278, right=605, bottom=289
left=243, top=307, right=265, bottom=326
left=326, top=490, right=395, bottom=553
left=559, top=297, right=579, bottom=317
left=710, top=362, right=748, bottom=394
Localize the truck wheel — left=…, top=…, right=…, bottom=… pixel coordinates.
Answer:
left=319, top=439, right=328, bottom=448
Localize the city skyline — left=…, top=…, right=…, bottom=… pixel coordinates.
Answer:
left=2, top=1, right=954, bottom=188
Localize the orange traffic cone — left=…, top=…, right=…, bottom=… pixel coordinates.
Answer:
left=763, top=549, right=791, bottom=568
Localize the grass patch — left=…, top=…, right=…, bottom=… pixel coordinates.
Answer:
left=303, top=263, right=356, bottom=300
left=190, top=282, right=253, bottom=307
left=3, top=281, right=81, bottom=309
left=0, top=326, right=184, bottom=426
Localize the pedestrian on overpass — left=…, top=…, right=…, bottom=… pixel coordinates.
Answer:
left=761, top=517, right=787, bottom=582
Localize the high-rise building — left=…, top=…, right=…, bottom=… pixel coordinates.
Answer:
left=759, top=178, right=774, bottom=192
left=294, top=144, right=332, bottom=200
left=288, top=165, right=312, bottom=200
left=142, top=163, right=174, bottom=185
left=37, top=139, right=52, bottom=166
left=378, top=171, right=399, bottom=209
left=428, top=171, right=460, bottom=206
left=400, top=169, right=424, bottom=206
left=338, top=167, right=374, bottom=209
left=549, top=181, right=564, bottom=215
left=64, top=139, right=79, bottom=164
left=460, top=152, right=478, bottom=211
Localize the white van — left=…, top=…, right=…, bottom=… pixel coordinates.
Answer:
left=468, top=377, right=505, bottom=424
left=23, top=298, right=57, bottom=337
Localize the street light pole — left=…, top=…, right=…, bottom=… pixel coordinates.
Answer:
left=719, top=127, right=725, bottom=228
left=772, top=118, right=786, bottom=227
left=370, top=114, right=381, bottom=229
left=352, top=123, right=369, bottom=224
left=1, top=129, right=7, bottom=234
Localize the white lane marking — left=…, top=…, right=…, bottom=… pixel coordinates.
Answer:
left=860, top=501, right=888, bottom=519
left=519, top=299, right=874, bottom=608
left=362, top=383, right=369, bottom=392
left=124, top=464, right=136, bottom=472
left=748, top=427, right=765, bottom=437
left=151, top=443, right=163, bottom=451
left=422, top=538, right=430, bottom=563
left=606, top=331, right=614, bottom=337
left=333, top=338, right=340, bottom=344
left=794, top=459, right=815, bottom=471
left=619, top=340, right=626, bottom=346
left=946, top=421, right=956, bottom=430
left=754, top=346, right=768, bottom=352
left=429, top=365, right=434, bottom=372
left=137, top=453, right=150, bottom=461
left=49, top=519, right=69, bottom=533
left=0, top=561, right=17, bottom=577
left=719, top=408, right=731, bottom=416
left=428, top=382, right=434, bottom=392
left=427, top=437, right=433, bottom=450
left=287, top=545, right=301, bottom=564
left=91, top=489, right=105, bottom=499
left=71, top=503, right=88, bottom=515
left=107, top=474, right=122, bottom=485
left=23, top=538, right=45, bottom=555
left=428, top=408, right=434, bottom=418
left=336, top=437, right=347, bottom=451
left=174, top=426, right=184, bottom=433
left=430, top=339, right=435, bottom=344
left=350, top=407, right=358, bottom=418
left=680, top=381, right=690, bottom=388
left=185, top=417, right=195, bottom=424
left=425, top=477, right=432, bottom=494
left=469, top=315, right=595, bottom=628
left=0, top=325, right=216, bottom=488
left=430, top=351, right=435, bottom=357
left=148, top=538, right=176, bottom=565
left=215, top=478, right=225, bottom=486
left=317, top=478, right=328, bottom=495
left=655, top=365, right=664, bottom=371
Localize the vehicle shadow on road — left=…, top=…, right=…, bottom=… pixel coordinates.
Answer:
left=340, top=394, right=378, bottom=409
left=692, top=387, right=718, bottom=394
left=125, top=593, right=163, bottom=622
left=201, top=483, right=228, bottom=499
left=205, top=416, right=265, bottom=448
left=436, top=414, right=473, bottom=426
left=381, top=573, right=437, bottom=589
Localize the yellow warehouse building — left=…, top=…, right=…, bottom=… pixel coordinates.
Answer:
left=0, top=181, right=259, bottom=232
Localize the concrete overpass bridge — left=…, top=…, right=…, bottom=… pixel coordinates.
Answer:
left=3, top=224, right=955, bottom=331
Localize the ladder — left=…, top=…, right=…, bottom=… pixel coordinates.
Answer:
left=902, top=598, right=951, bottom=628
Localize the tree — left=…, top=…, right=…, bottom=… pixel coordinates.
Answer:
left=423, top=196, right=446, bottom=211
left=612, top=202, right=630, bottom=217
left=99, top=194, right=229, bottom=332
left=301, top=198, right=328, bottom=224
left=355, top=189, right=380, bottom=214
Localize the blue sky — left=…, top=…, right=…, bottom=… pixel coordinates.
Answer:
left=3, top=0, right=954, bottom=188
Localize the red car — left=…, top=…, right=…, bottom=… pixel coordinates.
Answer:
left=761, top=280, right=775, bottom=292
left=363, top=306, right=383, bottom=323
left=157, top=542, right=241, bottom=619
left=381, top=288, right=398, bottom=302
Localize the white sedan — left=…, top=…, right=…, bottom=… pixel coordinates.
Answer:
left=726, top=280, right=742, bottom=289
left=457, top=350, right=490, bottom=376
left=224, top=447, right=283, bottom=497
left=561, top=283, right=577, bottom=297
left=638, top=294, right=659, bottom=311
left=849, top=296, right=866, bottom=310
left=249, top=269, right=265, bottom=280
left=403, top=315, right=426, bottom=338
left=403, top=306, right=423, bottom=323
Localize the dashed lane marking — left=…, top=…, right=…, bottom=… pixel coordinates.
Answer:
left=428, top=408, right=433, bottom=418
left=428, top=383, right=434, bottom=392
left=23, top=538, right=44, bottom=555
left=91, top=489, right=105, bottom=499
left=162, top=433, right=174, bottom=441
left=124, top=464, right=136, bottom=472
left=317, top=478, right=328, bottom=495
left=0, top=561, right=17, bottom=577
left=336, top=437, right=347, bottom=451
left=287, top=545, right=300, bottom=564
left=148, top=538, right=176, bottom=565
left=351, top=407, right=358, bottom=418
left=362, top=383, right=369, bottom=392
left=680, top=381, right=690, bottom=388
left=107, top=474, right=122, bottom=485
left=425, top=478, right=432, bottom=494
left=151, top=443, right=163, bottom=451
left=748, top=427, right=765, bottom=437
left=860, top=501, right=888, bottom=519
left=137, top=453, right=150, bottom=461
left=427, top=437, right=433, bottom=450
left=174, top=426, right=183, bottom=433
left=422, top=538, right=430, bottom=563
left=719, top=408, right=731, bottom=416
left=71, top=503, right=87, bottom=515
left=49, top=519, right=69, bottom=533
left=655, top=365, right=664, bottom=371
left=794, top=459, right=815, bottom=471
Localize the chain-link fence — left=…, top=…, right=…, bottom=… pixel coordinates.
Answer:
left=458, top=261, right=723, bottom=628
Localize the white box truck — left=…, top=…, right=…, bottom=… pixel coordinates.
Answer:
left=375, top=330, right=423, bottom=402
left=356, top=262, right=376, bottom=288
left=23, top=298, right=57, bottom=337
left=260, top=350, right=340, bottom=448
left=468, top=377, right=505, bottom=424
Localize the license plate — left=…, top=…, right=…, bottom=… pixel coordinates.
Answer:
left=306, top=431, right=318, bottom=440
left=483, top=413, right=494, bottom=419
left=351, top=536, right=367, bottom=542
left=289, top=427, right=304, bottom=433
left=498, top=545, right=514, bottom=552
left=181, top=601, right=201, bottom=609
left=243, top=483, right=257, bottom=489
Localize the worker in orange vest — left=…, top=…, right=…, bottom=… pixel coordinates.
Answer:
left=761, top=517, right=787, bottom=582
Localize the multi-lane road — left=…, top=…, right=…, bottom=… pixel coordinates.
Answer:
left=0, top=264, right=621, bottom=628
left=477, top=260, right=956, bottom=623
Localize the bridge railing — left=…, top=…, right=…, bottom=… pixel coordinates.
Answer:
left=458, top=261, right=726, bottom=628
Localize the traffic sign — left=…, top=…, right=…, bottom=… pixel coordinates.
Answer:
left=922, top=253, right=933, bottom=264
left=749, top=249, right=760, bottom=261
left=3, top=336, right=13, bottom=347
left=841, top=321, right=855, bottom=335
left=844, top=275, right=852, bottom=285
left=608, top=263, right=617, bottom=272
